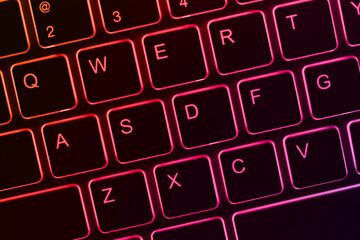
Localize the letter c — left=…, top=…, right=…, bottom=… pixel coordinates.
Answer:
left=232, top=159, right=246, bottom=174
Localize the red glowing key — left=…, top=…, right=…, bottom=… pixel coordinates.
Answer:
left=166, top=0, right=227, bottom=19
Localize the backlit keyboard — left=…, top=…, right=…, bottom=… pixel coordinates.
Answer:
left=2, top=0, right=360, bottom=239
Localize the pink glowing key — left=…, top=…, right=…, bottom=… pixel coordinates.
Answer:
left=152, top=217, right=228, bottom=240
left=347, top=119, right=360, bottom=175
left=236, top=0, right=263, bottom=5
left=273, top=0, right=337, bottom=60
left=154, top=155, right=219, bottom=218
left=338, top=0, right=360, bottom=46
left=167, top=0, right=227, bottom=19
left=89, top=170, right=154, bottom=233
left=0, top=185, right=89, bottom=239
left=283, top=126, right=347, bottom=189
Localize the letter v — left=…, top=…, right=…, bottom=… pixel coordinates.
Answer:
left=88, top=56, right=107, bottom=74
left=296, top=143, right=309, bottom=159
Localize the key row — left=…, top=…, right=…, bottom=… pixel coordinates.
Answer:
left=4, top=179, right=360, bottom=239
left=2, top=1, right=358, bottom=62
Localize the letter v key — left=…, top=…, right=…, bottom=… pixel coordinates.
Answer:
left=296, top=143, right=308, bottom=159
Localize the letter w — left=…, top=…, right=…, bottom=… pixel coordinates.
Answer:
left=88, top=56, right=107, bottom=74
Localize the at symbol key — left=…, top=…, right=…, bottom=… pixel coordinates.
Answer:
left=303, top=56, right=360, bottom=119
left=89, top=170, right=154, bottom=232
left=154, top=156, right=219, bottom=218
left=273, top=0, right=337, bottom=60
left=143, top=25, right=208, bottom=89
left=173, top=85, right=237, bottom=149
left=283, top=126, right=347, bottom=189
left=29, top=0, right=95, bottom=47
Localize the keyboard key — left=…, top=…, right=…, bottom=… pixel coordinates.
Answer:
left=115, top=236, right=142, bottom=240
left=0, top=129, right=42, bottom=191
left=98, top=0, right=160, bottom=33
left=233, top=184, right=360, bottom=240
left=89, top=170, right=154, bottom=232
left=0, top=72, right=11, bottom=125
left=238, top=71, right=302, bottom=134
left=338, top=0, right=360, bottom=46
left=0, top=185, right=89, bottom=239
left=167, top=0, right=226, bottom=18
left=0, top=0, right=29, bottom=58
left=236, top=0, right=263, bottom=4
left=143, top=25, right=208, bottom=89
left=42, top=114, right=107, bottom=178
left=29, top=0, right=95, bottom=47
left=77, top=40, right=142, bottom=104
left=107, top=100, right=173, bottom=163
left=273, top=0, right=337, bottom=60
left=283, top=126, right=347, bottom=189
left=347, top=119, right=360, bottom=174
left=11, top=55, right=77, bottom=119
left=173, top=85, right=237, bottom=149
left=303, top=56, right=360, bottom=119
left=152, top=217, right=227, bottom=240
left=154, top=156, right=219, bottom=218
left=219, top=141, right=283, bottom=204
left=208, top=11, right=273, bottom=75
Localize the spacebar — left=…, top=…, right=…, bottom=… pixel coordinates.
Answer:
left=234, top=184, right=360, bottom=240
left=0, top=185, right=89, bottom=239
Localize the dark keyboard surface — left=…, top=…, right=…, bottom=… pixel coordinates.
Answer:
left=2, top=0, right=360, bottom=239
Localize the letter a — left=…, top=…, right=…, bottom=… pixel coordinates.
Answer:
left=56, top=133, right=69, bottom=149
left=88, top=56, right=107, bottom=74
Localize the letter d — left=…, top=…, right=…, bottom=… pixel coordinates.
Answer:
left=185, top=104, right=198, bottom=120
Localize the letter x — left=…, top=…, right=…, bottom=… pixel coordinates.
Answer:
left=167, top=172, right=181, bottom=189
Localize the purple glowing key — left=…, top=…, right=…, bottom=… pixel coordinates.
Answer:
left=273, top=0, right=337, bottom=60
left=154, top=155, right=219, bottom=218
left=207, top=10, right=273, bottom=75
left=152, top=217, right=228, bottom=240
left=283, top=126, right=347, bottom=189
left=338, top=0, right=360, bottom=46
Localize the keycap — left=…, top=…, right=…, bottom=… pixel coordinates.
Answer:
left=303, top=56, right=360, bottom=119
left=143, top=25, right=208, bottom=89
left=273, top=0, right=337, bottom=60
left=0, top=0, right=29, bottom=58
left=107, top=100, right=173, bottom=163
left=98, top=0, right=160, bottom=33
left=219, top=141, right=283, bottom=204
left=0, top=129, right=42, bottom=191
left=0, top=72, right=11, bottom=125
left=208, top=11, right=273, bottom=75
left=0, top=185, right=89, bottom=239
left=167, top=0, right=226, bottom=18
left=42, top=114, right=107, bottom=178
left=172, top=85, right=237, bottom=149
left=236, top=0, right=263, bottom=4
left=29, top=0, right=95, bottom=47
left=347, top=119, right=360, bottom=174
left=154, top=156, right=219, bottom=218
left=152, top=217, right=227, bottom=240
left=89, top=170, right=154, bottom=233
left=11, top=55, right=77, bottom=119
left=115, top=236, right=142, bottom=240
left=238, top=71, right=302, bottom=134
left=77, top=40, right=142, bottom=104
left=338, top=0, right=360, bottom=46
left=233, top=183, right=360, bottom=240
left=283, top=126, right=347, bottom=189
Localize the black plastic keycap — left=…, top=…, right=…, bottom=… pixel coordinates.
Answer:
left=219, top=141, right=282, bottom=203
left=89, top=170, right=154, bottom=232
left=42, top=114, right=107, bottom=178
left=0, top=185, right=89, bottom=239
left=11, top=55, right=76, bottom=118
left=347, top=119, right=360, bottom=173
left=0, top=1, right=29, bottom=58
left=0, top=72, right=11, bottom=125
left=274, top=0, right=337, bottom=60
left=98, top=0, right=160, bottom=33
left=154, top=156, right=218, bottom=218
left=303, top=56, right=360, bottom=119
left=107, top=100, right=172, bottom=163
left=77, top=40, right=142, bottom=104
left=339, top=0, right=360, bottom=45
left=143, top=26, right=207, bottom=89
left=29, top=0, right=94, bottom=47
left=167, top=0, right=226, bottom=18
left=152, top=218, right=227, bottom=240
left=208, top=11, right=272, bottom=74
left=0, top=129, right=41, bottom=191
left=284, top=127, right=347, bottom=189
